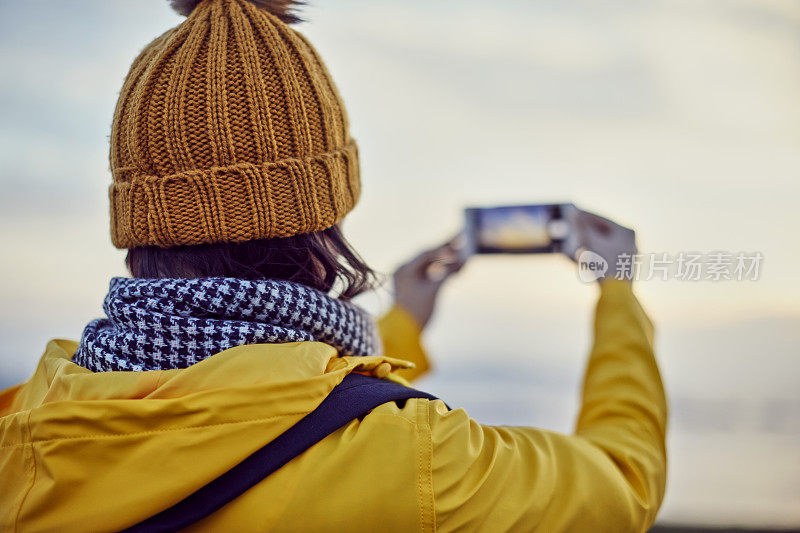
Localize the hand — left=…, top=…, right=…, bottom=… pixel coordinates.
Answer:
left=564, top=207, right=637, bottom=282
left=392, top=238, right=466, bottom=330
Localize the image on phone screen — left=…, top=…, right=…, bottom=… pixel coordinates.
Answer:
left=465, top=204, right=571, bottom=254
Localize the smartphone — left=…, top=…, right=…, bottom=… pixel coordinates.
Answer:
left=462, top=203, right=574, bottom=255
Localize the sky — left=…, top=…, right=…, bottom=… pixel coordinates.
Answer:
left=1, top=0, right=799, bottom=527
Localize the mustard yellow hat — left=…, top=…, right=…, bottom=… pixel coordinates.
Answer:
left=109, top=0, right=359, bottom=248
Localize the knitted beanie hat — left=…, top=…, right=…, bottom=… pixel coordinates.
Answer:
left=109, top=0, right=359, bottom=248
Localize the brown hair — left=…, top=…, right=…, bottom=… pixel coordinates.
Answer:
left=125, top=225, right=379, bottom=300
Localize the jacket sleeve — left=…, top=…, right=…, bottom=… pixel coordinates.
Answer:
left=428, top=280, right=668, bottom=532
left=376, top=304, right=431, bottom=382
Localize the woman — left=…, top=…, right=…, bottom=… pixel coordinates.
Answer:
left=0, top=0, right=667, bottom=531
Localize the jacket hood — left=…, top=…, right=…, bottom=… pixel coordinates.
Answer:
left=0, top=339, right=413, bottom=532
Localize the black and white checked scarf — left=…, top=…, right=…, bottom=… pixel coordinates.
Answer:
left=74, top=277, right=382, bottom=372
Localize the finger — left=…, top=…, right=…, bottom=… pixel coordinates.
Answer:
left=433, top=238, right=461, bottom=258
left=449, top=231, right=468, bottom=252
left=398, top=250, right=439, bottom=272
left=424, top=253, right=465, bottom=283
left=422, top=244, right=461, bottom=268
left=442, top=244, right=467, bottom=270
left=580, top=210, right=633, bottom=235
left=447, top=256, right=466, bottom=273
left=436, top=257, right=464, bottom=275
left=561, top=205, right=582, bottom=260
left=578, top=211, right=613, bottom=235
left=425, top=261, right=450, bottom=283
left=571, top=209, right=591, bottom=251
left=423, top=254, right=458, bottom=276
left=406, top=242, right=454, bottom=266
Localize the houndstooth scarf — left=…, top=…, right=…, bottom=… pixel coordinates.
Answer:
left=74, top=277, right=382, bottom=372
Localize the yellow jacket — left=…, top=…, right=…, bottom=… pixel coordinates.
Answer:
left=0, top=280, right=666, bottom=532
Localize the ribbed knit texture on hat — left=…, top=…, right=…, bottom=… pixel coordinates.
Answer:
left=109, top=0, right=359, bottom=248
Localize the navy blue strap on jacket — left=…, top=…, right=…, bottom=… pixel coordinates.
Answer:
left=124, top=373, right=442, bottom=533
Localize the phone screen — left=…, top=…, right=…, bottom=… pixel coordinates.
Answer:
left=465, top=204, right=571, bottom=254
